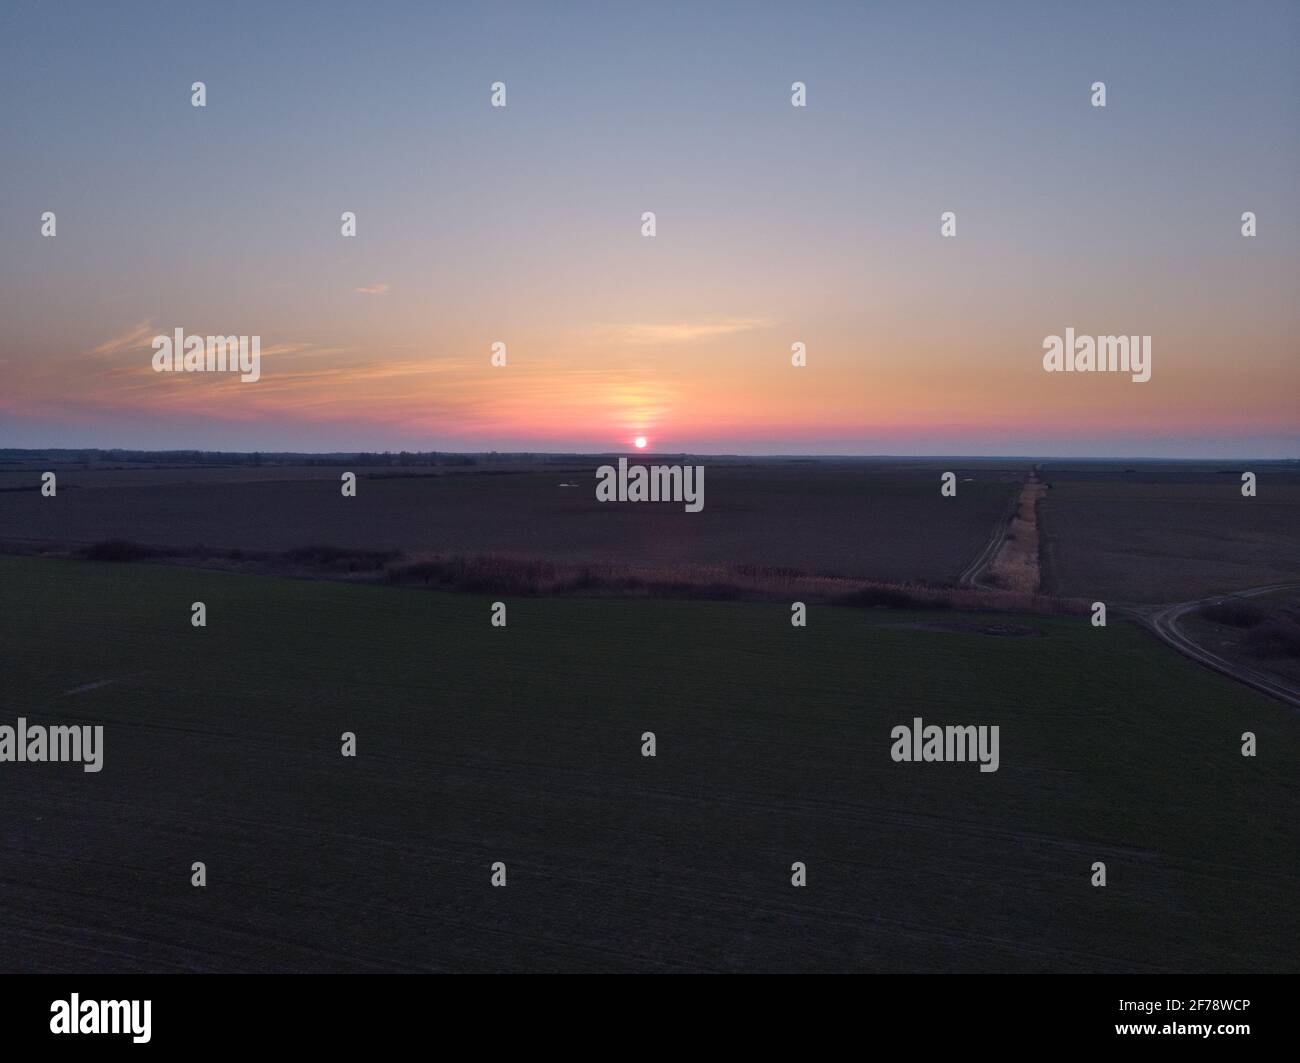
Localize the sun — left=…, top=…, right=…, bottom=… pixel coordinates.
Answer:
left=634, top=436, right=647, bottom=449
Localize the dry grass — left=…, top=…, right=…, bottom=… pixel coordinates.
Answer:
left=23, top=537, right=1090, bottom=617
left=382, top=551, right=1086, bottom=615
left=986, top=482, right=1047, bottom=594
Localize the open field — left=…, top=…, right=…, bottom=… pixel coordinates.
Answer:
left=8, top=456, right=1296, bottom=606
left=0, top=458, right=1023, bottom=585
left=1, top=555, right=1296, bottom=973
left=1038, top=462, right=1300, bottom=604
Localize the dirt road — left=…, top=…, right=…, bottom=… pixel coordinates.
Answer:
left=1136, top=584, right=1300, bottom=710
left=958, top=474, right=1030, bottom=587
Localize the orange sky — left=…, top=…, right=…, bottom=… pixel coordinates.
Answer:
left=2, top=2, right=1296, bottom=456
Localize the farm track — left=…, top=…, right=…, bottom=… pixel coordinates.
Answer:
left=958, top=475, right=1029, bottom=587
left=977, top=470, right=1299, bottom=710
left=1128, top=584, right=1300, bottom=711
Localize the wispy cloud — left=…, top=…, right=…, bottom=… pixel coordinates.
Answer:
left=354, top=282, right=390, bottom=295
left=83, top=321, right=323, bottom=363
left=84, top=319, right=157, bottom=357
left=595, top=318, right=773, bottom=346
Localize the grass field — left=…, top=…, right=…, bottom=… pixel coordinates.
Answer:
left=1, top=555, right=1296, bottom=972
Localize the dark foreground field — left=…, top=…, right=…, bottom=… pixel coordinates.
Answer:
left=1, top=556, right=1296, bottom=972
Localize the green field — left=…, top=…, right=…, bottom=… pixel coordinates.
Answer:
left=1, top=555, right=1296, bottom=972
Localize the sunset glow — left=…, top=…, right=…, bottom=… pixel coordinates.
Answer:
left=0, top=4, right=1295, bottom=458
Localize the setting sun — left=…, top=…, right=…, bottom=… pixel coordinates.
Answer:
left=634, top=436, right=647, bottom=449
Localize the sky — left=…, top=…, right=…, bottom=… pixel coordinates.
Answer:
left=1, top=0, right=1297, bottom=457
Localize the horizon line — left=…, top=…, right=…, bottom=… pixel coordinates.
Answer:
left=3, top=447, right=1297, bottom=464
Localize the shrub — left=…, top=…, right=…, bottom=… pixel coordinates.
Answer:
left=1244, top=615, right=1300, bottom=659
left=837, top=586, right=927, bottom=609
left=280, top=545, right=400, bottom=572
left=1198, top=598, right=1266, bottom=628
left=387, top=555, right=555, bottom=594
left=80, top=540, right=166, bottom=561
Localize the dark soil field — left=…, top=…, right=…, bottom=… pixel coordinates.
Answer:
left=0, top=458, right=1022, bottom=584
left=1038, top=462, right=1300, bottom=603
left=1, top=555, right=1295, bottom=973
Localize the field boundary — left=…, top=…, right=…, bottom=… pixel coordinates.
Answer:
left=0, top=539, right=1090, bottom=617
